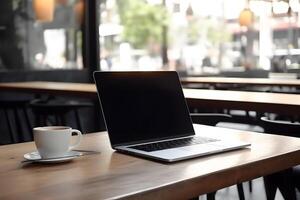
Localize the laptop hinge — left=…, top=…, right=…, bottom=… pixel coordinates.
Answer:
left=112, top=133, right=195, bottom=148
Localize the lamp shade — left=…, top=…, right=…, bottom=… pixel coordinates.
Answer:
left=239, top=8, right=254, bottom=27
left=74, top=0, right=84, bottom=25
left=33, top=0, right=55, bottom=22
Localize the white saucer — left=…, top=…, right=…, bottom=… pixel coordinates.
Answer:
left=23, top=151, right=82, bottom=163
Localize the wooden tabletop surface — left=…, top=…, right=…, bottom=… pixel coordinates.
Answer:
left=184, top=88, right=300, bottom=115
left=0, top=81, right=97, bottom=98
left=181, top=77, right=300, bottom=87
left=1, top=125, right=300, bottom=200
left=1, top=81, right=300, bottom=114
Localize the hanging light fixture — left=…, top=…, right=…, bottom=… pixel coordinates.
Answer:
left=239, top=8, right=254, bottom=27
left=74, top=0, right=84, bottom=25
left=238, top=0, right=254, bottom=27
left=33, top=0, right=55, bottom=22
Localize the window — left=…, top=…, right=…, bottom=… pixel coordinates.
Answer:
left=0, top=0, right=84, bottom=70
left=99, top=0, right=168, bottom=71
left=99, top=0, right=300, bottom=74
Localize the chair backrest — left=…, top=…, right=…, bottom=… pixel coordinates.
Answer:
left=261, top=116, right=300, bottom=137
left=30, top=98, right=93, bottom=115
left=190, top=113, right=232, bottom=126
left=0, top=100, right=32, bottom=144
left=0, top=100, right=30, bottom=108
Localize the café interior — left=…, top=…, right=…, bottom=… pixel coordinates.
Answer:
left=1, top=0, right=300, bottom=199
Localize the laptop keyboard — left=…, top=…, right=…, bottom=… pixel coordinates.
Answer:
left=130, top=137, right=220, bottom=152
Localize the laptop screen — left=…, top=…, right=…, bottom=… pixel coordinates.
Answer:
left=94, top=71, right=195, bottom=146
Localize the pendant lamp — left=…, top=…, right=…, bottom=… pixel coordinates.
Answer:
left=239, top=8, right=254, bottom=27
left=33, top=0, right=55, bottom=22
left=74, top=0, right=84, bottom=25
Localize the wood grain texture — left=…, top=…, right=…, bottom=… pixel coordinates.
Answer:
left=181, top=77, right=300, bottom=87
left=184, top=89, right=300, bottom=115
left=1, top=81, right=300, bottom=114
left=1, top=124, right=300, bottom=200
left=0, top=81, right=97, bottom=98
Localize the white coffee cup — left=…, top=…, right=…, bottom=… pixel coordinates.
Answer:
left=33, top=126, right=82, bottom=159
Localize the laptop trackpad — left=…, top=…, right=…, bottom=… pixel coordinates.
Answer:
left=149, top=144, right=223, bottom=160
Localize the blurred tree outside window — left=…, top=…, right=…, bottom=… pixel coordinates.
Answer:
left=99, top=0, right=300, bottom=73
left=100, top=0, right=169, bottom=71
left=120, top=0, right=169, bottom=50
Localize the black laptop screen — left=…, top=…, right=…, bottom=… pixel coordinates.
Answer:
left=94, top=71, right=195, bottom=146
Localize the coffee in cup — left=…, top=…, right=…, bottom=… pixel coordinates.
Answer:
left=33, top=126, right=82, bottom=159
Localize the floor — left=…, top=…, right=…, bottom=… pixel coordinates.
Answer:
left=198, top=178, right=285, bottom=200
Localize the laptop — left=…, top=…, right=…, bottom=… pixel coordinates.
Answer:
left=93, top=71, right=250, bottom=162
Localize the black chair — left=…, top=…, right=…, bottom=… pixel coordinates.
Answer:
left=190, top=113, right=246, bottom=200
left=0, top=100, right=32, bottom=144
left=261, top=116, right=300, bottom=200
left=30, top=98, right=93, bottom=132
left=261, top=116, right=300, bottom=137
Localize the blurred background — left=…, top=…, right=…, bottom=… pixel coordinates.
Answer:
left=1, top=0, right=300, bottom=142
left=1, top=0, right=300, bottom=75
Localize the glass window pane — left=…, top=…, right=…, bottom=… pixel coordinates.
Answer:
left=99, top=0, right=299, bottom=74
left=99, top=0, right=167, bottom=71
left=0, top=0, right=84, bottom=70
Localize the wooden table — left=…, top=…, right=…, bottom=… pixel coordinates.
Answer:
left=185, top=88, right=300, bottom=115
left=1, top=124, right=300, bottom=199
left=181, top=77, right=300, bottom=88
left=0, top=81, right=97, bottom=98
left=1, top=81, right=300, bottom=115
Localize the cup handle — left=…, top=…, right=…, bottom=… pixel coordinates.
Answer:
left=69, top=129, right=82, bottom=150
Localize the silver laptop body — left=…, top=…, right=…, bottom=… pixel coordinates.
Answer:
left=94, top=71, right=250, bottom=162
